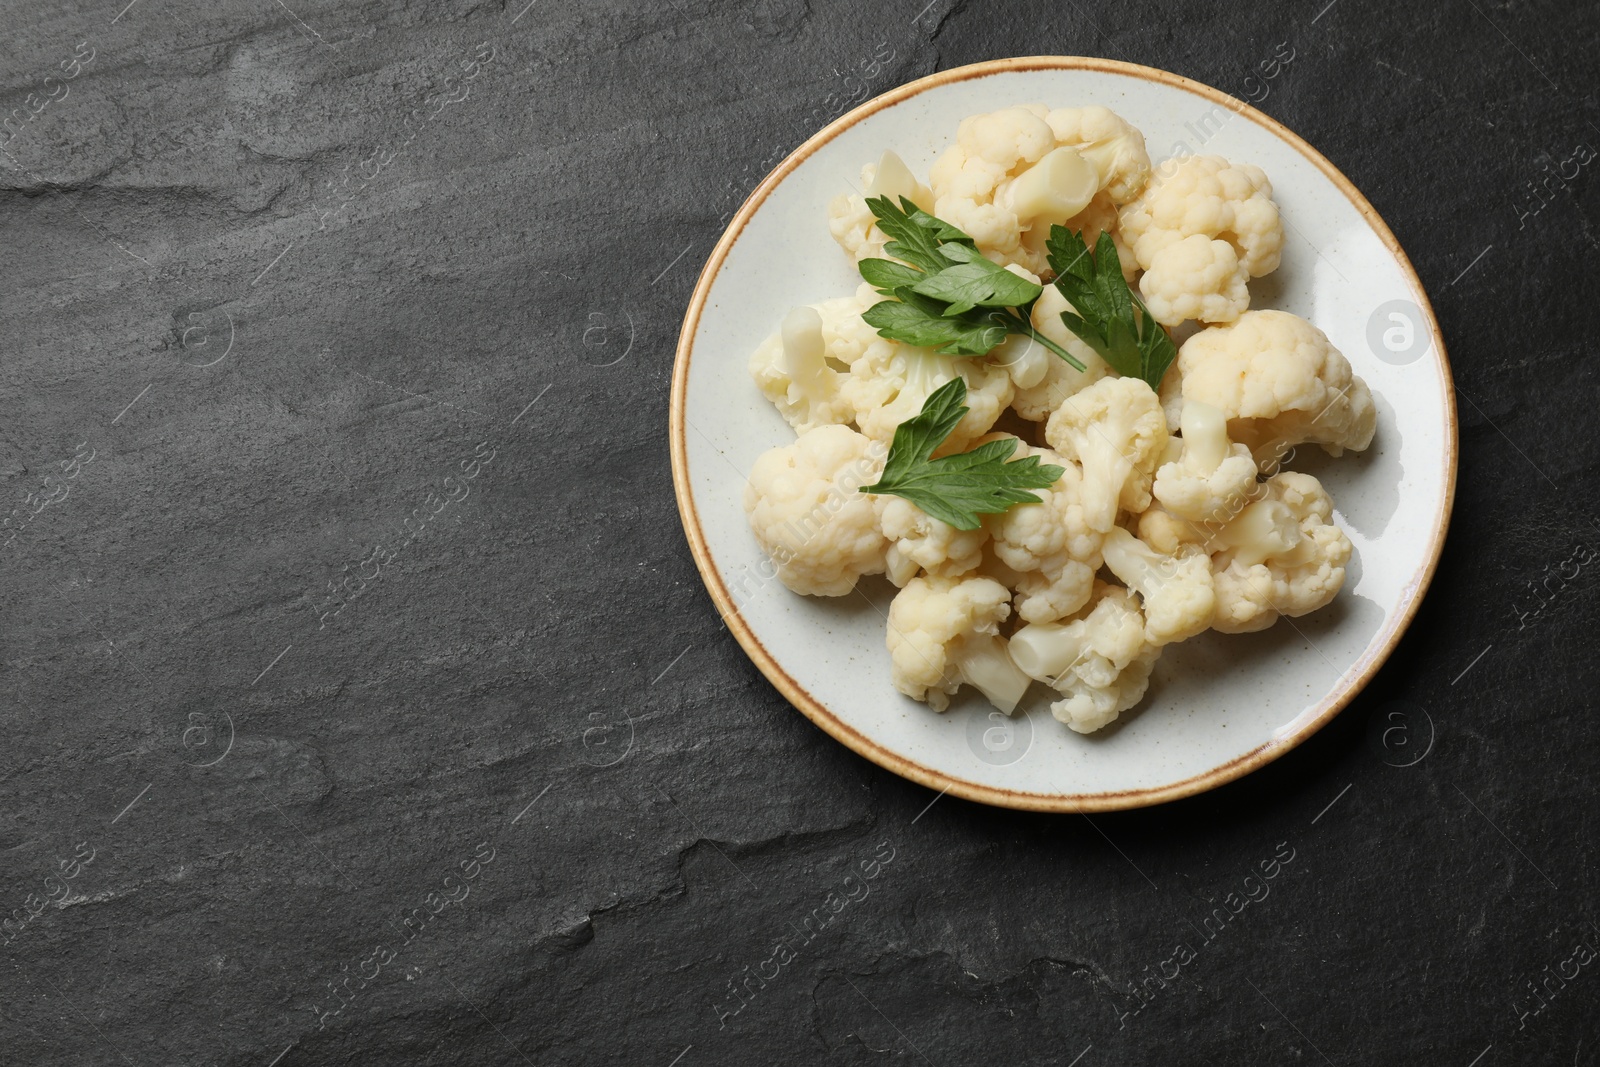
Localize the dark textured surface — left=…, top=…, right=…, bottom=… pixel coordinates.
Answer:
left=2, top=0, right=1598, bottom=1064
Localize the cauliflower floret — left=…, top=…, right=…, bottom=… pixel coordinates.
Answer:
left=985, top=264, right=1055, bottom=391
left=1100, top=526, right=1215, bottom=646
left=1136, top=503, right=1206, bottom=556
left=827, top=195, right=885, bottom=264
left=1151, top=399, right=1259, bottom=523
left=1009, top=581, right=1160, bottom=733
left=974, top=539, right=1028, bottom=590
left=742, top=425, right=887, bottom=596
left=982, top=438, right=1102, bottom=624
left=1136, top=233, right=1249, bottom=327
left=1118, top=155, right=1284, bottom=325
left=827, top=150, right=936, bottom=264
left=1209, top=472, right=1353, bottom=633
left=1177, top=310, right=1377, bottom=456
left=886, top=574, right=1033, bottom=714
left=844, top=342, right=1014, bottom=453
left=1042, top=106, right=1152, bottom=203
left=814, top=286, right=883, bottom=363
left=748, top=306, right=856, bottom=434
left=1043, top=375, right=1169, bottom=532
left=1015, top=192, right=1141, bottom=286
left=877, top=496, right=988, bottom=587
left=1007, top=285, right=1111, bottom=421
left=928, top=105, right=1145, bottom=275
left=929, top=106, right=1058, bottom=247
left=1157, top=360, right=1185, bottom=429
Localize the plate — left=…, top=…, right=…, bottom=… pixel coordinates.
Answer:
left=670, top=57, right=1456, bottom=812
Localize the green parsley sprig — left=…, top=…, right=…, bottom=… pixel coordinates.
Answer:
left=859, top=377, right=1064, bottom=530
left=857, top=197, right=1086, bottom=371
left=1045, top=227, right=1177, bottom=391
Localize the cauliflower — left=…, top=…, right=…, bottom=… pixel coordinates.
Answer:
left=1009, top=582, right=1160, bottom=733
left=1016, top=192, right=1140, bottom=285
left=1007, top=285, right=1111, bottom=421
left=1157, top=361, right=1185, bottom=429
left=927, top=106, right=1060, bottom=266
left=1177, top=310, right=1377, bottom=456
left=827, top=150, right=936, bottom=264
left=886, top=574, right=1033, bottom=714
left=927, top=105, right=1149, bottom=275
left=1100, top=526, right=1215, bottom=645
left=877, top=496, right=988, bottom=587
left=1043, top=375, right=1169, bottom=532
left=843, top=343, right=1014, bottom=453
left=815, top=285, right=884, bottom=363
left=1137, top=233, right=1249, bottom=326
left=1041, top=106, right=1152, bottom=204
left=742, top=425, right=887, bottom=596
left=1136, top=503, right=1205, bottom=556
left=1151, top=399, right=1259, bottom=523
left=748, top=306, right=855, bottom=434
left=985, top=264, right=1054, bottom=391
left=1118, top=155, right=1284, bottom=325
left=982, top=438, right=1102, bottom=624
left=1002, top=145, right=1101, bottom=234
left=1209, top=472, right=1353, bottom=633
left=742, top=104, right=1376, bottom=741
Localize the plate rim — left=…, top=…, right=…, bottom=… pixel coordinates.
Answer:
left=669, top=55, right=1459, bottom=813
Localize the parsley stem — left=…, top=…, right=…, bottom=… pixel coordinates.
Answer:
left=1003, top=309, right=1086, bottom=372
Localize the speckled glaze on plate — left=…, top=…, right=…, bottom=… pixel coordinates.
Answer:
left=670, top=57, right=1456, bottom=812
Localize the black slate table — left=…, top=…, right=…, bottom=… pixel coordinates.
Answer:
left=3, top=1, right=1597, bottom=1064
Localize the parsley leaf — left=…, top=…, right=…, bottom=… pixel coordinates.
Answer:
left=911, top=243, right=1044, bottom=315
left=859, top=377, right=1064, bottom=530
left=855, top=197, right=1085, bottom=372
left=865, top=195, right=974, bottom=273
left=1045, top=227, right=1178, bottom=391
left=858, top=258, right=925, bottom=294
left=861, top=288, right=1013, bottom=355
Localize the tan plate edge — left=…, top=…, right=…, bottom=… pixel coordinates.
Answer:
left=669, top=55, right=1459, bottom=813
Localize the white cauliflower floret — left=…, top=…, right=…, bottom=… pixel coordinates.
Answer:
left=843, top=343, right=1014, bottom=453
left=748, top=306, right=855, bottom=435
left=1157, top=361, right=1185, bottom=429
left=1042, top=106, right=1152, bottom=203
left=1177, top=310, right=1377, bottom=456
left=886, top=574, right=1033, bottom=714
left=1136, top=503, right=1206, bottom=556
left=929, top=107, right=1058, bottom=255
left=1100, top=526, right=1215, bottom=646
left=1015, top=192, right=1139, bottom=284
left=1118, top=155, right=1284, bottom=325
left=742, top=425, right=887, bottom=597
left=814, top=286, right=883, bottom=364
left=928, top=105, right=1144, bottom=275
left=1043, top=375, right=1169, bottom=533
left=877, top=496, right=988, bottom=587
left=1136, top=233, right=1249, bottom=327
left=985, top=264, right=1053, bottom=391
left=1210, top=472, right=1353, bottom=633
left=1007, top=285, right=1111, bottom=421
left=982, top=438, right=1102, bottom=624
left=1009, top=581, right=1160, bottom=733
left=1152, top=399, right=1259, bottom=523
left=827, top=151, right=936, bottom=264
left=827, top=195, right=885, bottom=264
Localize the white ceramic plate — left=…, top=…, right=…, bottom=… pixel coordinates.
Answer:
left=670, top=57, right=1456, bottom=811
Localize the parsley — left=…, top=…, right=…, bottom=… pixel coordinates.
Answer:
left=859, top=377, right=1064, bottom=530
left=857, top=197, right=1086, bottom=371
left=1045, top=227, right=1177, bottom=391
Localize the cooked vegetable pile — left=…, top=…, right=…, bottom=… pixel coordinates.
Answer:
left=743, top=104, right=1377, bottom=735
